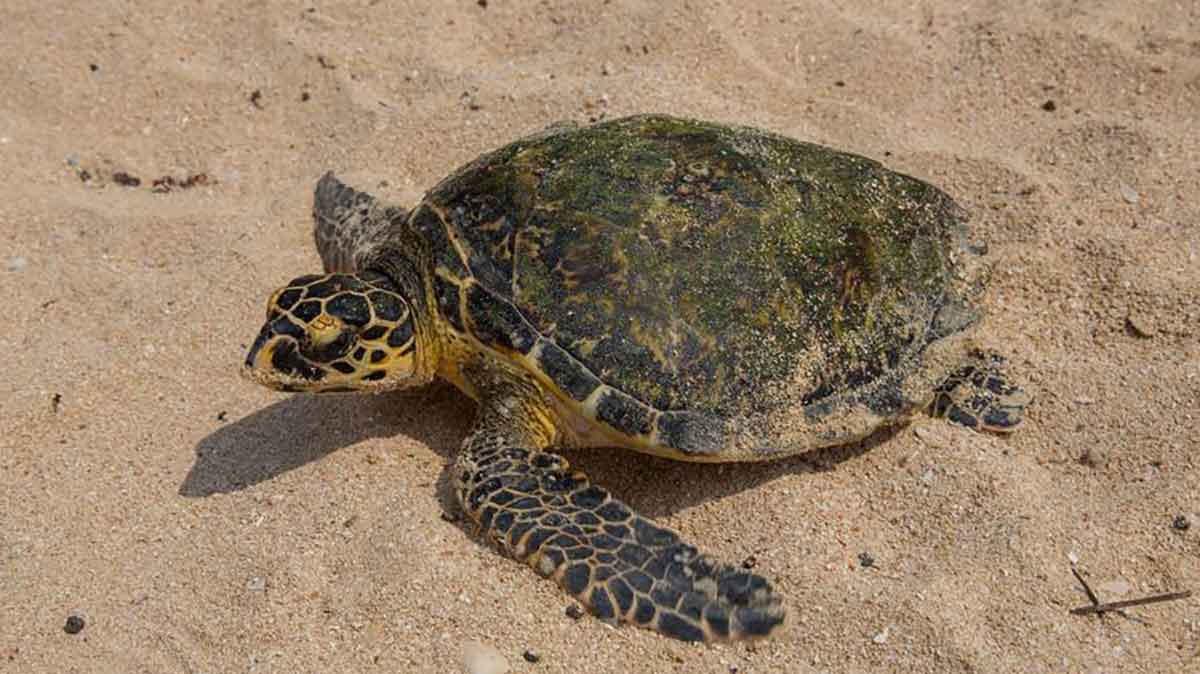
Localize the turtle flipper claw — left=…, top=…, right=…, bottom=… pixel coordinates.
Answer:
left=932, top=352, right=1031, bottom=433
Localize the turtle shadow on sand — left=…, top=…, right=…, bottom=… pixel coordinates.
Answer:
left=181, top=382, right=894, bottom=521
left=179, top=384, right=468, bottom=497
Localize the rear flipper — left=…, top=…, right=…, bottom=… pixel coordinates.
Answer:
left=454, top=440, right=785, bottom=642
left=931, top=352, right=1030, bottom=432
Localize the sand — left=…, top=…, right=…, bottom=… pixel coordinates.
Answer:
left=2, top=1, right=1197, bottom=672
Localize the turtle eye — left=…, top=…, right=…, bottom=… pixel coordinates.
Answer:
left=305, top=327, right=356, bottom=362
left=297, top=313, right=355, bottom=363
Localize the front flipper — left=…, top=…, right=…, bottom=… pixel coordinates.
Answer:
left=452, top=400, right=784, bottom=641
left=312, top=172, right=407, bottom=273
left=932, top=352, right=1031, bottom=432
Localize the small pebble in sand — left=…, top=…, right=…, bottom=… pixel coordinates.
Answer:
left=1080, top=446, right=1109, bottom=468
left=462, top=641, right=508, bottom=674
left=1099, top=579, right=1130, bottom=597
left=912, top=424, right=946, bottom=448
left=63, top=614, right=85, bottom=634
left=112, top=171, right=141, bottom=187
left=858, top=552, right=875, bottom=568
left=1119, top=182, right=1140, bottom=204
left=1125, top=312, right=1156, bottom=339
left=247, top=576, right=266, bottom=592
left=565, top=604, right=585, bottom=620
left=6, top=256, right=28, bottom=272
left=522, top=649, right=540, bottom=663
left=1041, top=99, right=1057, bottom=111
left=872, top=626, right=890, bottom=644
left=1173, top=515, right=1191, bottom=531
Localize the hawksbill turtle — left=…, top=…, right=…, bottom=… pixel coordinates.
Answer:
left=242, top=114, right=1029, bottom=642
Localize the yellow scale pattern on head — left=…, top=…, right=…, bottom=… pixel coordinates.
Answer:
left=255, top=274, right=419, bottom=391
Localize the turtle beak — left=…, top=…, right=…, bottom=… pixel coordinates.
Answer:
left=242, top=326, right=326, bottom=388
left=244, top=325, right=275, bottom=371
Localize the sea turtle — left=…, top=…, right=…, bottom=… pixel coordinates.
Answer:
left=242, top=114, right=1029, bottom=642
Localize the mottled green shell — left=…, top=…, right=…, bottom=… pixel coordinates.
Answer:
left=411, top=115, right=983, bottom=455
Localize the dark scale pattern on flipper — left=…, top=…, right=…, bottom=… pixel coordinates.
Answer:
left=454, top=425, right=785, bottom=642
left=932, top=352, right=1030, bottom=433
left=312, top=172, right=407, bottom=273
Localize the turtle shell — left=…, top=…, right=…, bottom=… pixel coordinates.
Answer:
left=409, top=115, right=984, bottom=455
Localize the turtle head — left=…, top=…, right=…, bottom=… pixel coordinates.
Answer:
left=243, top=271, right=431, bottom=393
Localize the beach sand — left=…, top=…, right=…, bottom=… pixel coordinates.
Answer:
left=2, top=1, right=1197, bottom=672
